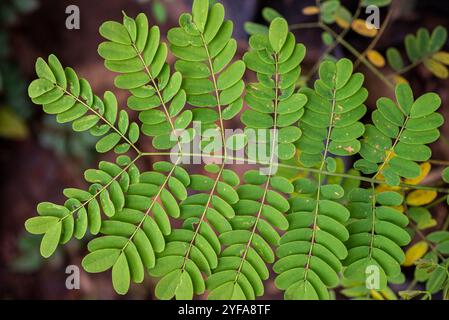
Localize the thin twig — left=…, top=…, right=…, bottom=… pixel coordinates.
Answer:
left=303, top=1, right=363, bottom=84
left=289, top=22, right=321, bottom=30
left=319, top=23, right=396, bottom=90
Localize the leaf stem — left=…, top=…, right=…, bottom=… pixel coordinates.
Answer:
left=429, top=159, right=449, bottom=166
left=393, top=55, right=431, bottom=76
left=234, top=53, right=281, bottom=284
left=443, top=212, right=449, bottom=231
left=304, top=72, right=338, bottom=280
left=289, top=22, right=321, bottom=30
left=181, top=24, right=229, bottom=271
left=141, top=152, right=449, bottom=194
left=130, top=42, right=184, bottom=155
left=425, top=195, right=447, bottom=209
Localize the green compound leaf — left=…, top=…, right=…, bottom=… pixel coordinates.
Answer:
left=207, top=170, right=293, bottom=300
left=169, top=1, right=244, bottom=125
left=28, top=56, right=140, bottom=154
left=82, top=161, right=190, bottom=295
left=355, top=83, right=442, bottom=184
left=99, top=12, right=189, bottom=150
left=386, top=26, right=448, bottom=80
left=242, top=18, right=306, bottom=162
left=25, top=156, right=139, bottom=258
left=151, top=164, right=238, bottom=299
left=298, top=58, right=367, bottom=167
left=344, top=188, right=410, bottom=289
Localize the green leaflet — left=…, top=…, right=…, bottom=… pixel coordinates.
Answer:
left=40, top=222, right=62, bottom=258
left=262, top=7, right=282, bottom=23
left=386, top=48, right=404, bottom=71
left=269, top=18, right=288, bottom=53
left=155, top=269, right=194, bottom=300
left=192, top=0, right=208, bottom=33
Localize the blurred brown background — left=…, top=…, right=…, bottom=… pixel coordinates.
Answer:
left=1, top=0, right=449, bottom=299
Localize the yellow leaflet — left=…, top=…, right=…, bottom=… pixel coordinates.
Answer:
left=383, top=150, right=396, bottom=163
left=367, top=50, right=386, bottom=68
left=351, top=19, right=378, bottom=38
left=376, top=172, right=386, bottom=181
left=406, top=190, right=438, bottom=206
left=302, top=6, right=320, bottom=15
left=370, top=290, right=384, bottom=300
left=381, top=287, right=398, bottom=300
left=432, top=51, right=449, bottom=65
left=424, top=58, right=449, bottom=79
left=390, top=205, right=404, bottom=213
left=418, top=218, right=437, bottom=230
left=375, top=185, right=390, bottom=193
left=404, top=162, right=431, bottom=185
left=0, top=107, right=29, bottom=140
left=375, top=173, right=401, bottom=193
left=392, top=75, right=409, bottom=85
left=336, top=17, right=350, bottom=29
left=403, top=241, right=428, bottom=267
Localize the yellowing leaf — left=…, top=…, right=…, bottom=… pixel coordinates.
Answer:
left=405, top=162, right=431, bottom=185
left=432, top=51, right=449, bottom=65
left=351, top=19, right=378, bottom=38
left=335, top=17, right=350, bottom=29
left=370, top=290, right=384, bottom=300
left=390, top=205, right=404, bottom=213
left=403, top=241, right=428, bottom=267
left=384, top=150, right=396, bottom=161
left=406, top=190, right=438, bottom=206
left=418, top=218, right=437, bottom=230
left=0, top=107, right=29, bottom=140
left=424, top=58, right=449, bottom=79
left=375, top=173, right=401, bottom=193
left=380, top=288, right=398, bottom=300
left=367, top=50, right=386, bottom=68
left=375, top=184, right=401, bottom=193
left=392, top=75, right=409, bottom=85
left=302, top=6, right=320, bottom=15
left=376, top=172, right=386, bottom=181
